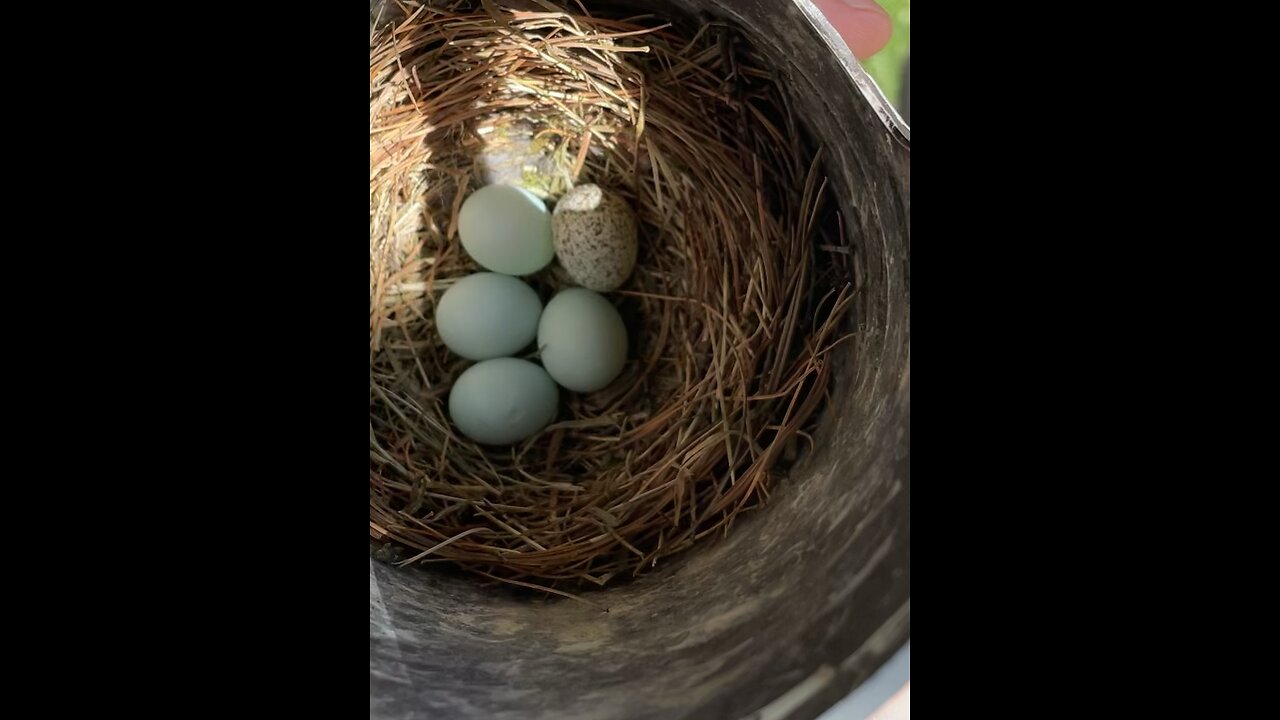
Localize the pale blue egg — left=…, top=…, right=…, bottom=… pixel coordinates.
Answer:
left=435, top=273, right=542, bottom=360
left=458, top=185, right=554, bottom=276
left=448, top=358, right=559, bottom=445
left=537, top=288, right=628, bottom=393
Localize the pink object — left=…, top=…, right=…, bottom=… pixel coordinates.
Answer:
left=812, top=0, right=893, bottom=59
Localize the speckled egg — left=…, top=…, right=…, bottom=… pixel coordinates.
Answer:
left=551, top=184, right=638, bottom=292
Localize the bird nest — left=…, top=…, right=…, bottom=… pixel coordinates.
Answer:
left=370, top=0, right=854, bottom=594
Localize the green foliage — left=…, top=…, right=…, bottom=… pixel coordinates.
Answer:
left=863, top=0, right=910, bottom=113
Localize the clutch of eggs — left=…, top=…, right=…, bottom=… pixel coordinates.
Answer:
left=441, top=183, right=635, bottom=445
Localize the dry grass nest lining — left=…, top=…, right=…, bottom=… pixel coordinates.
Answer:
left=370, top=0, right=856, bottom=596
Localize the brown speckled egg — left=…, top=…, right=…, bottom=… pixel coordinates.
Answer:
left=552, top=184, right=638, bottom=292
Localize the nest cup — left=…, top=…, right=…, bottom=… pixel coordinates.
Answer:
left=370, top=1, right=909, bottom=718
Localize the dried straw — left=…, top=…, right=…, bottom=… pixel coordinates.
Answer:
left=370, top=0, right=854, bottom=591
